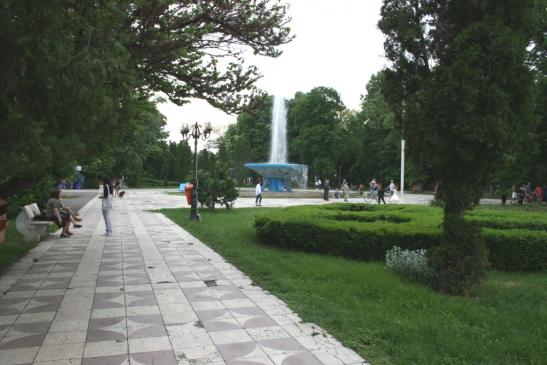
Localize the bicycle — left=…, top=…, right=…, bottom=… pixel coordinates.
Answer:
left=364, top=189, right=379, bottom=203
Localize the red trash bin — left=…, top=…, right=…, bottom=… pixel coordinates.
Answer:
left=185, top=183, right=193, bottom=205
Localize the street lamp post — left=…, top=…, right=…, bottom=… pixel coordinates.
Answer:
left=181, top=122, right=213, bottom=221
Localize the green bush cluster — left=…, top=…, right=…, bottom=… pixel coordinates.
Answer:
left=5, top=177, right=53, bottom=218
left=254, top=204, right=547, bottom=271
left=197, top=165, right=239, bottom=210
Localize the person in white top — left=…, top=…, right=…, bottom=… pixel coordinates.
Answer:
left=391, top=184, right=400, bottom=203
left=255, top=180, right=263, bottom=206
left=389, top=180, right=395, bottom=196
left=100, top=177, right=114, bottom=236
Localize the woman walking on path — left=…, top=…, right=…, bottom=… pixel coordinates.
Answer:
left=255, top=179, right=263, bottom=206
left=101, top=177, right=114, bottom=236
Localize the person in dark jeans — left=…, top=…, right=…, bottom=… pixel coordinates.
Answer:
left=377, top=184, right=386, bottom=204
left=323, top=179, right=330, bottom=201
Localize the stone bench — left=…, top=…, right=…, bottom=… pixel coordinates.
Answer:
left=15, top=203, right=54, bottom=242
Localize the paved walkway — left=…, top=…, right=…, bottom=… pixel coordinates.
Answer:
left=0, top=191, right=366, bottom=365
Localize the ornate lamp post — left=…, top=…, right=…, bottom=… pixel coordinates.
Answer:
left=181, top=122, right=213, bottom=221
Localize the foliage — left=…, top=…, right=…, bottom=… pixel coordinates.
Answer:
left=197, top=163, right=239, bottom=210
left=288, top=87, right=346, bottom=181
left=5, top=176, right=53, bottom=218
left=253, top=204, right=547, bottom=272
left=216, top=95, right=273, bottom=181
left=0, top=0, right=292, bottom=196
left=386, top=246, right=435, bottom=285
left=353, top=72, right=400, bottom=183
left=378, top=0, right=540, bottom=294
left=161, top=207, right=547, bottom=365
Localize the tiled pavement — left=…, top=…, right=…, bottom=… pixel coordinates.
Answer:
left=0, top=191, right=367, bottom=365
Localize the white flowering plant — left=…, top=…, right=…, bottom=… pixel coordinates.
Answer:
left=385, top=246, right=435, bottom=285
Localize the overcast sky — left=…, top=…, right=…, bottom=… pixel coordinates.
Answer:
left=158, top=0, right=387, bottom=143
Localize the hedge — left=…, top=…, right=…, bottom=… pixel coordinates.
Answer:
left=5, top=177, right=53, bottom=218
left=254, top=204, right=547, bottom=272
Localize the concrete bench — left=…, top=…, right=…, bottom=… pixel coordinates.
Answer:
left=15, top=203, right=54, bottom=242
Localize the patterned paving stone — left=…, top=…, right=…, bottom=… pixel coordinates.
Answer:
left=0, top=191, right=368, bottom=365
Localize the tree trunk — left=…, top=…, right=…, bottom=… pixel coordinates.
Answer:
left=430, top=191, right=489, bottom=295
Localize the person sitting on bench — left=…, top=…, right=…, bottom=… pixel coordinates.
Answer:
left=46, top=190, right=73, bottom=238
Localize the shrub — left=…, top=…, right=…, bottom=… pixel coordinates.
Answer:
left=5, top=176, right=53, bottom=218
left=197, top=164, right=238, bottom=210
left=386, top=246, right=435, bottom=285
left=254, top=204, right=547, bottom=272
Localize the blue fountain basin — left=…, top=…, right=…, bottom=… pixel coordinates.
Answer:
left=244, top=163, right=308, bottom=192
left=244, top=163, right=307, bottom=178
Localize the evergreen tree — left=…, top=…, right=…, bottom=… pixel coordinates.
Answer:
left=379, top=0, right=539, bottom=294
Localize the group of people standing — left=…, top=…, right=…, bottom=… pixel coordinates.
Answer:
left=510, top=182, right=546, bottom=204
left=320, top=177, right=400, bottom=204
left=322, top=179, right=351, bottom=202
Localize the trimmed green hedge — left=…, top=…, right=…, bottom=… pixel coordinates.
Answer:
left=5, top=177, right=53, bottom=218
left=254, top=204, right=547, bottom=271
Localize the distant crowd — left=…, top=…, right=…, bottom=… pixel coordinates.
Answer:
left=314, top=177, right=400, bottom=204
left=507, top=182, right=546, bottom=205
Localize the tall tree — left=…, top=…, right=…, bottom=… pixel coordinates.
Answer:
left=216, top=95, right=272, bottom=181
left=379, top=0, right=539, bottom=294
left=355, top=71, right=401, bottom=186
left=288, top=87, right=345, bottom=182
left=0, top=0, right=292, bottom=196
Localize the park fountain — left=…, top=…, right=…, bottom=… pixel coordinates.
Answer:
left=244, top=96, right=308, bottom=192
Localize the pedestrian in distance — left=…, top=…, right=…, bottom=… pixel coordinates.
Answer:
left=0, top=194, right=8, bottom=244
left=391, top=184, right=400, bottom=203
left=342, top=179, right=350, bottom=202
left=100, top=177, right=114, bottom=236
left=255, top=179, right=263, bottom=206
left=534, top=185, right=543, bottom=203
left=323, top=179, right=330, bottom=201
left=511, top=185, right=518, bottom=204
left=377, top=183, right=387, bottom=204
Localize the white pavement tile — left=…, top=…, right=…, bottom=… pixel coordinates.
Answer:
left=128, top=336, right=172, bottom=353
left=49, top=319, right=90, bottom=332
left=34, top=359, right=82, bottom=365
left=209, top=329, right=253, bottom=345
left=35, top=342, right=85, bottom=362
left=43, top=330, right=87, bottom=345
left=15, top=311, right=56, bottom=323
left=0, top=347, right=39, bottom=364
left=83, top=340, right=128, bottom=357
left=91, top=308, right=126, bottom=318
left=174, top=345, right=223, bottom=363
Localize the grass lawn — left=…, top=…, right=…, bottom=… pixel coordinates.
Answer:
left=161, top=207, right=547, bottom=365
left=0, top=223, right=39, bottom=273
